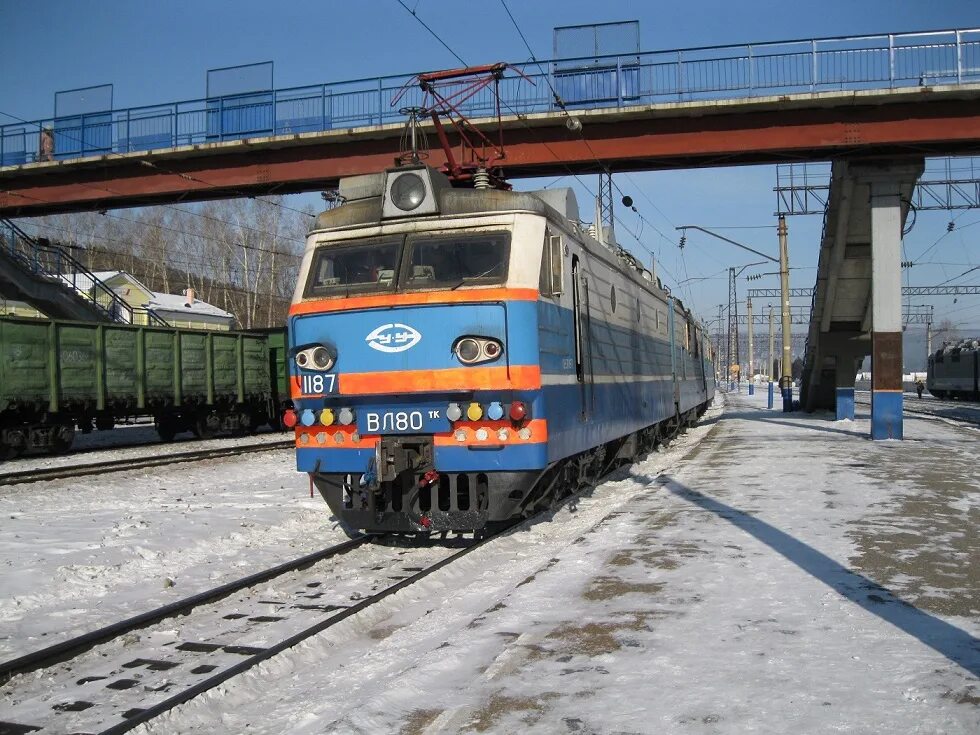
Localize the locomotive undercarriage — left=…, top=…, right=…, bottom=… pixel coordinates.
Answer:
left=314, top=401, right=709, bottom=536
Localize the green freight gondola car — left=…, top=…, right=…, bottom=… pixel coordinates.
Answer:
left=0, top=317, right=289, bottom=458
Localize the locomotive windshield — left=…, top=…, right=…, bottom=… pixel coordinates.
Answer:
left=404, top=233, right=509, bottom=289
left=305, top=240, right=401, bottom=296
left=304, top=232, right=509, bottom=297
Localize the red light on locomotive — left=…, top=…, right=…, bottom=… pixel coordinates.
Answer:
left=509, top=401, right=528, bottom=422
left=283, top=409, right=298, bottom=428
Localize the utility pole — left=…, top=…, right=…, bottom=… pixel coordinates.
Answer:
left=747, top=296, right=755, bottom=396
left=717, top=304, right=724, bottom=385
left=778, top=215, right=793, bottom=411
left=728, top=268, right=740, bottom=391
left=675, top=223, right=778, bottom=396
left=768, top=305, right=775, bottom=409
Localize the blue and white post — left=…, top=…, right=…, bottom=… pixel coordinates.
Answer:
left=835, top=385, right=855, bottom=420
left=869, top=178, right=904, bottom=439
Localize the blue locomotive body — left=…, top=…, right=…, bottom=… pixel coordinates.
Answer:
left=287, top=166, right=714, bottom=534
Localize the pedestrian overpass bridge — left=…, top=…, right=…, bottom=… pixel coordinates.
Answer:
left=1, top=28, right=979, bottom=217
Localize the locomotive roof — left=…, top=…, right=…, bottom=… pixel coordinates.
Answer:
left=310, top=167, right=699, bottom=324
left=312, top=186, right=560, bottom=231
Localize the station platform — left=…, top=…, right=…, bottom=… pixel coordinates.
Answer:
left=403, top=389, right=980, bottom=733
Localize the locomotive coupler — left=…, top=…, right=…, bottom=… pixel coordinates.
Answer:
left=375, top=436, right=434, bottom=483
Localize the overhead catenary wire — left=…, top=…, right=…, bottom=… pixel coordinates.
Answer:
left=480, top=1, right=691, bottom=289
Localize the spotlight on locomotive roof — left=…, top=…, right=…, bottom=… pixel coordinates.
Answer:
left=382, top=166, right=451, bottom=219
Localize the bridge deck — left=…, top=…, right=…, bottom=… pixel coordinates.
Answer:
left=2, top=84, right=979, bottom=217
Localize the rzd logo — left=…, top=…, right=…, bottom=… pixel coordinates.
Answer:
left=365, top=323, right=422, bottom=353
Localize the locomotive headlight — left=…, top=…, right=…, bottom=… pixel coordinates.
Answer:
left=294, top=345, right=336, bottom=372
left=390, top=173, right=426, bottom=211
left=456, top=338, right=481, bottom=364
left=454, top=337, right=504, bottom=365
left=310, top=346, right=334, bottom=371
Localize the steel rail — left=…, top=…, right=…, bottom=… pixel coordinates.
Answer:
left=854, top=393, right=979, bottom=426
left=0, top=536, right=369, bottom=685
left=96, top=522, right=518, bottom=735
left=0, top=439, right=294, bottom=486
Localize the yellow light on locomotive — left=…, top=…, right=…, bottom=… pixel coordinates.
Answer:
left=466, top=402, right=483, bottom=421
left=320, top=408, right=335, bottom=426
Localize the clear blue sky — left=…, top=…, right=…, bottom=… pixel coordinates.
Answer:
left=2, top=0, right=978, bottom=334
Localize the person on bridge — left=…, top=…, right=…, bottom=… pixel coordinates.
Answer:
left=38, top=128, right=54, bottom=162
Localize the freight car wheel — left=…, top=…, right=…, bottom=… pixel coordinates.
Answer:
left=49, top=424, right=75, bottom=455
left=95, top=413, right=115, bottom=431
left=194, top=414, right=219, bottom=440
left=156, top=417, right=177, bottom=442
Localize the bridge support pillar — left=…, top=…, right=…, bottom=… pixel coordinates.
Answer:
left=870, top=178, right=904, bottom=440
left=836, top=387, right=855, bottom=420
left=835, top=355, right=857, bottom=420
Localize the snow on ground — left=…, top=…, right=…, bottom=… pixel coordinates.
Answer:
left=0, top=447, right=335, bottom=659
left=143, top=393, right=978, bottom=734
left=1, top=393, right=977, bottom=734
left=0, top=423, right=289, bottom=476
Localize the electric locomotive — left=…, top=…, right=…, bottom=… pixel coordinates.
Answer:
left=928, top=339, right=980, bottom=400
left=285, top=165, right=714, bottom=534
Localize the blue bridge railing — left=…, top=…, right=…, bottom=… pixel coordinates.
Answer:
left=2, top=28, right=978, bottom=168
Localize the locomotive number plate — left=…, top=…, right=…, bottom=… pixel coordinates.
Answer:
left=357, top=403, right=450, bottom=435
left=299, top=373, right=337, bottom=395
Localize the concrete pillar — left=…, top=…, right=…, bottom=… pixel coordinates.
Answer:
left=835, top=357, right=855, bottom=420
left=870, top=179, right=904, bottom=440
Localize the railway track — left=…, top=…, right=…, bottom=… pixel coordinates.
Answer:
left=0, top=537, right=369, bottom=685
left=0, top=526, right=513, bottom=735
left=854, top=391, right=980, bottom=427
left=0, top=439, right=294, bottom=486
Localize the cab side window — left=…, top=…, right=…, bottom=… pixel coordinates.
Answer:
left=539, top=231, right=564, bottom=298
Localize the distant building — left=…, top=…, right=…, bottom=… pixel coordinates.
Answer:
left=144, top=289, right=236, bottom=330
left=0, top=297, right=45, bottom=319
left=55, top=270, right=236, bottom=330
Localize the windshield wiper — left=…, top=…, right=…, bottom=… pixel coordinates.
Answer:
left=450, top=264, right=500, bottom=290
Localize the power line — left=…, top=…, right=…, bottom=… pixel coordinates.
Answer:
left=394, top=1, right=466, bottom=67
